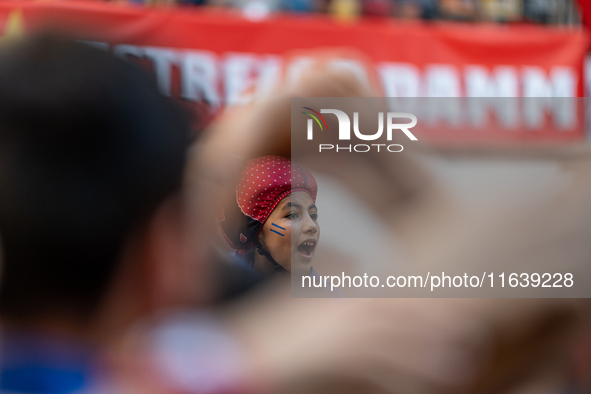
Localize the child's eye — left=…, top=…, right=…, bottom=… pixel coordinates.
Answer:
left=310, top=213, right=318, bottom=220
left=287, top=212, right=298, bottom=219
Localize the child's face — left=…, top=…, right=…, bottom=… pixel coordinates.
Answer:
left=258, top=191, right=319, bottom=274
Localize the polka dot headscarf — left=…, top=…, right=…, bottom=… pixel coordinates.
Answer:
left=220, top=155, right=317, bottom=252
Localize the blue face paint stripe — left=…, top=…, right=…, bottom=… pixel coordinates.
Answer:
left=271, top=223, right=286, bottom=230
left=293, top=163, right=308, bottom=188
left=270, top=229, right=284, bottom=236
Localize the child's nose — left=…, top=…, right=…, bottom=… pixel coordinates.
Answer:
left=303, top=215, right=318, bottom=233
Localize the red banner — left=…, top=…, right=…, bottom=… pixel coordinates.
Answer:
left=0, top=1, right=588, bottom=143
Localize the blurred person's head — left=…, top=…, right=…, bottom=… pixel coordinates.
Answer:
left=362, top=0, right=392, bottom=17
left=396, top=0, right=422, bottom=18
left=0, top=34, right=197, bottom=337
left=220, top=156, right=319, bottom=275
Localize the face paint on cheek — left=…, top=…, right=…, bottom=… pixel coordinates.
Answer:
left=270, top=223, right=285, bottom=236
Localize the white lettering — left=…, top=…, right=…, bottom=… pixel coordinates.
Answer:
left=425, top=65, right=460, bottom=97
left=321, top=109, right=351, bottom=140
left=144, top=47, right=179, bottom=97
left=181, top=50, right=220, bottom=109
left=353, top=112, right=383, bottom=140
left=255, top=55, right=282, bottom=99
left=378, top=62, right=421, bottom=97
left=225, top=53, right=257, bottom=106
left=353, top=144, right=370, bottom=152
left=387, top=113, right=418, bottom=140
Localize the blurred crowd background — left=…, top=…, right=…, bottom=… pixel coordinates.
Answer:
left=120, top=0, right=583, bottom=26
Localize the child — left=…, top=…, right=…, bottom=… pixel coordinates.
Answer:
left=220, top=156, right=319, bottom=275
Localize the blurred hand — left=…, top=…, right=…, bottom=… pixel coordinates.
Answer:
left=222, top=285, right=578, bottom=394
left=183, top=52, right=586, bottom=394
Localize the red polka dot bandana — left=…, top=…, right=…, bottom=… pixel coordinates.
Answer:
left=236, top=155, right=317, bottom=224
left=220, top=155, right=317, bottom=252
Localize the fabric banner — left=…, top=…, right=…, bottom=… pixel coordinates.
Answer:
left=0, top=1, right=588, bottom=143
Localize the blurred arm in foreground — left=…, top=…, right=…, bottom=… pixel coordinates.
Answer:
left=185, top=55, right=591, bottom=394
left=0, top=34, right=587, bottom=394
